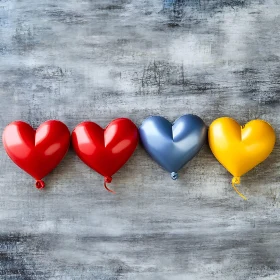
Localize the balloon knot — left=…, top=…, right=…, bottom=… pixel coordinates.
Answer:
left=232, top=176, right=240, bottom=185
left=35, top=180, right=45, bottom=190
left=231, top=177, right=247, bottom=200
left=105, top=176, right=112, bottom=183
left=104, top=176, right=115, bottom=194
left=171, top=172, right=178, bottom=180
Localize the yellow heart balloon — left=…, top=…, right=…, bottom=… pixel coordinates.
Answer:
left=208, top=117, right=276, bottom=200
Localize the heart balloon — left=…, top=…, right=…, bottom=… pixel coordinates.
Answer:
left=208, top=117, right=276, bottom=200
left=2, top=120, right=70, bottom=189
left=71, top=118, right=138, bottom=193
left=139, top=115, right=207, bottom=179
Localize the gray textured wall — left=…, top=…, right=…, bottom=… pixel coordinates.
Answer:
left=0, top=0, right=280, bottom=279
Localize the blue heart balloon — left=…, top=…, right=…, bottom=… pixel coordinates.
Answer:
left=139, top=115, right=207, bottom=179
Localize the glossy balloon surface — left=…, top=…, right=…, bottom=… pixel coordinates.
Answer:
left=71, top=118, right=138, bottom=178
left=2, top=120, right=70, bottom=180
left=208, top=117, right=276, bottom=177
left=139, top=115, right=207, bottom=176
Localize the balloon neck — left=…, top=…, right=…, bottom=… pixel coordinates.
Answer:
left=104, top=176, right=115, bottom=194
left=105, top=176, right=112, bottom=183
left=35, top=180, right=45, bottom=190
left=231, top=177, right=247, bottom=200
left=171, top=172, right=178, bottom=180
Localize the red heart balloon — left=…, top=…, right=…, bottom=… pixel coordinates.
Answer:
left=72, top=118, right=138, bottom=193
left=2, top=120, right=70, bottom=189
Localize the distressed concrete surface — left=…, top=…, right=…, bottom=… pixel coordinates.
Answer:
left=0, top=0, right=280, bottom=279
